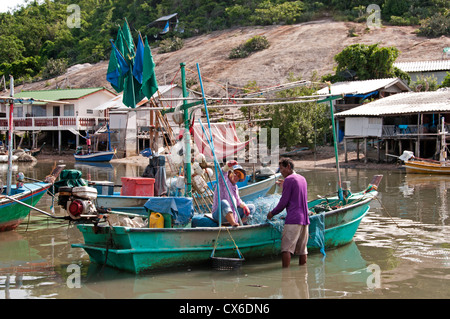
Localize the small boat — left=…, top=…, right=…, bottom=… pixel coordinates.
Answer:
left=0, top=182, right=52, bottom=232
left=30, top=142, right=46, bottom=157
left=401, top=117, right=450, bottom=175
left=74, top=125, right=114, bottom=162
left=74, top=150, right=115, bottom=162
left=403, top=156, right=450, bottom=174
left=0, top=155, right=18, bottom=163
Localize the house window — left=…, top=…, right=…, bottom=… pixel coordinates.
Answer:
left=14, top=106, right=23, bottom=117
left=64, top=104, right=75, bottom=116
left=87, top=109, right=93, bottom=114
left=32, top=105, right=46, bottom=117
left=53, top=106, right=60, bottom=116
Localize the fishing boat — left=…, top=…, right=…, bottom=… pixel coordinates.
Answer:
left=70, top=175, right=381, bottom=273
left=401, top=117, right=450, bottom=175
left=74, top=125, right=114, bottom=162
left=0, top=181, right=54, bottom=232
left=74, top=150, right=115, bottom=162
left=58, top=59, right=383, bottom=273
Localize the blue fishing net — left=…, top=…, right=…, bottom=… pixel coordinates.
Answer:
left=247, top=195, right=286, bottom=232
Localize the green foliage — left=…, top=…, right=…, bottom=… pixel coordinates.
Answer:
left=229, top=35, right=270, bottom=59
left=250, top=1, right=306, bottom=25
left=158, top=37, right=184, bottom=54
left=0, top=0, right=447, bottom=83
left=418, top=12, right=450, bottom=37
left=410, top=75, right=439, bottom=92
left=325, top=43, right=410, bottom=83
left=441, top=72, right=450, bottom=88
left=256, top=74, right=331, bottom=149
left=42, top=58, right=69, bottom=80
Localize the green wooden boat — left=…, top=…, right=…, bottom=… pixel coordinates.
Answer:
left=0, top=182, right=52, bottom=232
left=71, top=175, right=381, bottom=273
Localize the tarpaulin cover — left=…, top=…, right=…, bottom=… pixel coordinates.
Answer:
left=307, top=213, right=326, bottom=256
left=144, top=197, right=193, bottom=226
left=192, top=122, right=253, bottom=160
left=54, top=169, right=88, bottom=193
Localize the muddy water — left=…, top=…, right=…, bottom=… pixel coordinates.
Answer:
left=0, top=160, right=448, bottom=299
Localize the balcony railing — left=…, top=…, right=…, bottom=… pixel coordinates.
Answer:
left=382, top=124, right=450, bottom=137
left=0, top=116, right=109, bottom=131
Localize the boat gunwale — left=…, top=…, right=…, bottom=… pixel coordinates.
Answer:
left=0, top=182, right=51, bottom=205
left=320, top=191, right=377, bottom=218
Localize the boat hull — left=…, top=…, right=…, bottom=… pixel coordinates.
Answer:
left=73, top=190, right=376, bottom=273
left=404, top=160, right=450, bottom=174
left=74, top=151, right=114, bottom=162
left=0, top=183, right=51, bottom=232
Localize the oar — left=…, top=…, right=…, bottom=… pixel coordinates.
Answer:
left=4, top=195, right=67, bottom=220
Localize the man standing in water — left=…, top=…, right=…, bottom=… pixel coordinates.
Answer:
left=267, top=158, right=310, bottom=267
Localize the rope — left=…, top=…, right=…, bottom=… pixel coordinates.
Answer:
left=375, top=197, right=413, bottom=234
left=210, top=226, right=243, bottom=260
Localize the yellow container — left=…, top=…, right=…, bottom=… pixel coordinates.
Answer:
left=149, top=212, right=164, bottom=228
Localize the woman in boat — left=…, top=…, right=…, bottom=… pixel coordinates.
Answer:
left=267, top=157, right=310, bottom=267
left=211, top=161, right=255, bottom=226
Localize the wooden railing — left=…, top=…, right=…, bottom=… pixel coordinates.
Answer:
left=382, top=124, right=450, bottom=137
left=0, top=116, right=109, bottom=131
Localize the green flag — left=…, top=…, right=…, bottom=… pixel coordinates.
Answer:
left=123, top=68, right=144, bottom=108
left=141, top=36, right=158, bottom=99
left=106, top=39, right=129, bottom=93
left=122, top=18, right=135, bottom=61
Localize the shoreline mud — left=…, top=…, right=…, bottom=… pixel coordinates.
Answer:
left=35, top=145, right=403, bottom=172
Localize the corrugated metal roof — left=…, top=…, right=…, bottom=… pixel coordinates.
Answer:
left=335, top=89, right=450, bottom=117
left=14, top=87, right=108, bottom=101
left=315, top=78, right=410, bottom=95
left=394, top=60, right=450, bottom=72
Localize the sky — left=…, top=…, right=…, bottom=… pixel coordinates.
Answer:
left=0, top=0, right=43, bottom=13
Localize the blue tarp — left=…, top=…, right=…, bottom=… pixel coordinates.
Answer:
left=144, top=197, right=194, bottom=226
left=307, top=213, right=326, bottom=257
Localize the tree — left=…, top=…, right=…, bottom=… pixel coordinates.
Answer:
left=441, top=72, right=450, bottom=88
left=257, top=74, right=332, bottom=149
left=324, top=43, right=410, bottom=83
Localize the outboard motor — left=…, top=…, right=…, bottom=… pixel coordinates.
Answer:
left=58, top=186, right=98, bottom=220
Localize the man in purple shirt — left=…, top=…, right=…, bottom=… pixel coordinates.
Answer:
left=267, top=158, right=309, bottom=267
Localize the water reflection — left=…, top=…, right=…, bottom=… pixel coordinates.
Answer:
left=0, top=161, right=448, bottom=299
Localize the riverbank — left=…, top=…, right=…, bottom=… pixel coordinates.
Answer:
left=36, top=145, right=402, bottom=171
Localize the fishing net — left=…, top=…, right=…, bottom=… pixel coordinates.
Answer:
left=246, top=194, right=326, bottom=256
left=246, top=194, right=286, bottom=232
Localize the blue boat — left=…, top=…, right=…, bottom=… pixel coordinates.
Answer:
left=74, top=124, right=114, bottom=162
left=74, top=150, right=115, bottom=162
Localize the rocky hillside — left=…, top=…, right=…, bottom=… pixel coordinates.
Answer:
left=16, top=19, right=450, bottom=97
